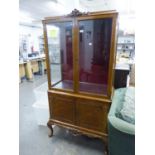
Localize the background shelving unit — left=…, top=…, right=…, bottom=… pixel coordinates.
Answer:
left=38, top=35, right=45, bottom=54
left=117, top=34, right=135, bottom=58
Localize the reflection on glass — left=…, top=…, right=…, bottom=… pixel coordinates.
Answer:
left=79, top=18, right=112, bottom=95
left=46, top=22, right=73, bottom=90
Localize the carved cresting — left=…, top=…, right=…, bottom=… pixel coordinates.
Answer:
left=67, top=9, right=88, bottom=17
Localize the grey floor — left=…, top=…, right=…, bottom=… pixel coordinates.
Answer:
left=19, top=75, right=105, bottom=155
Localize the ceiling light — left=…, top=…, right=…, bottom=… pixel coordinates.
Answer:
left=19, top=11, right=34, bottom=24
left=51, top=0, right=58, bottom=3
left=46, top=1, right=66, bottom=14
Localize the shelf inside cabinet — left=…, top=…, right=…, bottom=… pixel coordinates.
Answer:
left=79, top=82, right=107, bottom=95
left=51, top=80, right=107, bottom=95
left=52, top=80, right=73, bottom=90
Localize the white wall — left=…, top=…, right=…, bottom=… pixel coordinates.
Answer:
left=19, top=25, right=43, bottom=54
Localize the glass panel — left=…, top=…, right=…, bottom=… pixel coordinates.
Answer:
left=46, top=22, right=73, bottom=90
left=78, top=18, right=112, bottom=95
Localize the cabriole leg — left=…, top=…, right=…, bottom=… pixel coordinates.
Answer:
left=102, top=137, right=108, bottom=155
left=47, top=121, right=53, bottom=137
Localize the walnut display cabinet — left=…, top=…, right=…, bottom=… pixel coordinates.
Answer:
left=42, top=9, right=118, bottom=153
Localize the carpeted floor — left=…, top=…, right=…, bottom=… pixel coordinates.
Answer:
left=19, top=75, right=105, bottom=155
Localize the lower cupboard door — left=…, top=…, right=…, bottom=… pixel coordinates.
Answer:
left=50, top=95, right=75, bottom=124
left=76, top=99, right=109, bottom=132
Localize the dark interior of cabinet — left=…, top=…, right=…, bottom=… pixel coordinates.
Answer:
left=79, top=18, right=112, bottom=94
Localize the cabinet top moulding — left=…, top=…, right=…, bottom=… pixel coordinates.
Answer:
left=43, top=9, right=118, bottom=21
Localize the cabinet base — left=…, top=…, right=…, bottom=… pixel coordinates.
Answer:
left=47, top=119, right=108, bottom=154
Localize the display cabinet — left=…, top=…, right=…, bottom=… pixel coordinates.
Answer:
left=43, top=9, right=118, bottom=153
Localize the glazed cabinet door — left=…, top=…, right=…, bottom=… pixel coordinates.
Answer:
left=77, top=17, right=113, bottom=96
left=76, top=98, right=110, bottom=132
left=49, top=94, right=75, bottom=124
left=45, top=21, right=74, bottom=91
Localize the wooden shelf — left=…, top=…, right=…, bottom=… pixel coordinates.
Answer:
left=52, top=80, right=107, bottom=94
left=52, top=80, right=73, bottom=90
left=79, top=82, right=107, bottom=94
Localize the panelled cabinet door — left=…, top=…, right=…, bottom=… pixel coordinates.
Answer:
left=76, top=98, right=109, bottom=132
left=49, top=94, right=75, bottom=124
